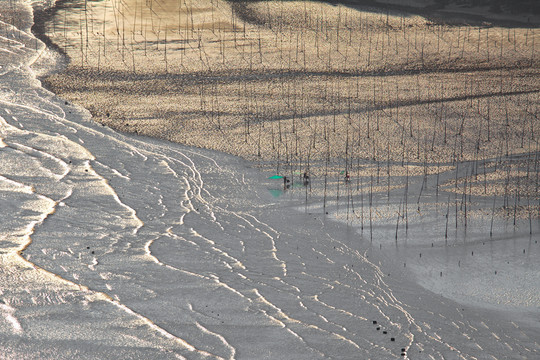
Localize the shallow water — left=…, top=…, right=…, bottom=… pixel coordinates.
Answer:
left=0, top=0, right=539, bottom=358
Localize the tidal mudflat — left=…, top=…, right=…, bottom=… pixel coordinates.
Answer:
left=0, top=0, right=538, bottom=358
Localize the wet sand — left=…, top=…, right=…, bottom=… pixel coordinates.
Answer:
left=10, top=0, right=540, bottom=352
left=1, top=0, right=538, bottom=358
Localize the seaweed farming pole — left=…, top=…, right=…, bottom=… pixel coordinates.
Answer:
left=531, top=28, right=535, bottom=65
left=64, top=7, right=67, bottom=53
left=103, top=0, right=107, bottom=57
left=463, top=168, right=468, bottom=228
left=369, top=175, right=373, bottom=242
left=445, top=196, right=450, bottom=240
left=324, top=127, right=329, bottom=213
left=79, top=8, right=84, bottom=66
left=490, top=194, right=497, bottom=237
left=178, top=0, right=181, bottom=34
left=404, top=162, right=409, bottom=231
left=164, top=29, right=168, bottom=73
left=395, top=199, right=403, bottom=242
left=132, top=0, right=137, bottom=41
left=84, top=0, right=89, bottom=57
left=360, top=176, right=364, bottom=231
